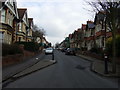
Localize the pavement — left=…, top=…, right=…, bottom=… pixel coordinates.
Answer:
left=76, top=54, right=120, bottom=78
left=12, top=60, right=56, bottom=79
left=2, top=53, right=56, bottom=82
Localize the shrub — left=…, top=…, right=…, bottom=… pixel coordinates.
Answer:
left=106, top=35, right=120, bottom=57
left=2, top=43, right=23, bottom=56
left=81, top=47, right=87, bottom=51
left=89, top=46, right=102, bottom=54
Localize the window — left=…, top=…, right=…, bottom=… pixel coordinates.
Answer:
left=19, top=23, right=22, bottom=31
left=31, top=24, right=33, bottom=29
left=10, top=13, right=13, bottom=26
left=7, top=33, right=12, bottom=44
left=0, top=32, right=4, bottom=39
left=0, top=32, right=4, bottom=43
left=1, top=10, right=6, bottom=23
left=7, top=11, right=13, bottom=26
left=0, top=32, right=3, bottom=39
left=8, top=17, right=10, bottom=25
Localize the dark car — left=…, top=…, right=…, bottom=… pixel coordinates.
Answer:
left=61, top=48, right=67, bottom=52
left=65, top=48, right=76, bottom=55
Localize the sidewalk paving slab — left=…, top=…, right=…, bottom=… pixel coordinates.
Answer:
left=91, top=61, right=120, bottom=77
left=76, top=54, right=120, bottom=78
left=2, top=59, right=57, bottom=88
left=2, top=53, right=45, bottom=82
left=12, top=60, right=57, bottom=79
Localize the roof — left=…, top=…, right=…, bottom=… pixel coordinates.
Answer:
left=69, top=34, right=72, bottom=38
left=77, top=28, right=82, bottom=32
left=97, top=12, right=105, bottom=20
left=82, top=24, right=86, bottom=30
left=87, top=21, right=95, bottom=29
left=94, top=11, right=106, bottom=24
left=28, top=18, right=33, bottom=26
left=88, top=23, right=95, bottom=29
left=0, top=0, right=6, bottom=8
left=28, top=18, right=33, bottom=22
left=73, top=30, right=78, bottom=35
left=17, top=8, right=27, bottom=20
left=0, top=0, right=6, bottom=2
left=69, top=34, right=73, bottom=38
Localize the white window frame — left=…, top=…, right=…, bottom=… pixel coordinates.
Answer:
left=19, top=23, right=22, bottom=31
left=1, top=10, right=6, bottom=23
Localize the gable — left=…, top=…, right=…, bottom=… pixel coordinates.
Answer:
left=2, top=0, right=18, bottom=19
left=22, top=10, right=29, bottom=26
left=5, top=0, right=15, bottom=15
left=18, top=9, right=26, bottom=20
left=28, top=18, right=33, bottom=28
left=13, top=0, right=19, bottom=19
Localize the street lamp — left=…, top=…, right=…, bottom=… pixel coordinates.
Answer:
left=104, top=14, right=109, bottom=74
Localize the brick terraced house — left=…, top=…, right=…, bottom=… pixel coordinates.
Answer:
left=0, top=0, right=19, bottom=44
left=16, top=8, right=29, bottom=42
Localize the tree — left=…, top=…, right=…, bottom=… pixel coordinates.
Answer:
left=48, top=43, right=52, bottom=47
left=86, top=0, right=120, bottom=73
left=55, top=42, right=60, bottom=48
left=106, top=35, right=120, bottom=57
left=32, top=25, right=46, bottom=42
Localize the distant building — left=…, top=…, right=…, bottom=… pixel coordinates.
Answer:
left=85, top=21, right=95, bottom=50
left=81, top=24, right=87, bottom=49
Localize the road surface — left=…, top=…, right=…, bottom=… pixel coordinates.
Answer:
left=4, top=50, right=118, bottom=88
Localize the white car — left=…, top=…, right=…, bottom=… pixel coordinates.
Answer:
left=45, top=48, right=53, bottom=55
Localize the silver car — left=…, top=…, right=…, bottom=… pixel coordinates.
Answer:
left=45, top=48, right=53, bottom=55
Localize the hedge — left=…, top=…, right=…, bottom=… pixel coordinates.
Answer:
left=2, top=43, right=23, bottom=56
left=15, top=41, right=40, bottom=52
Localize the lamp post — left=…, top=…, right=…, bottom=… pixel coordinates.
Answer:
left=104, top=50, right=109, bottom=74
left=104, top=14, right=109, bottom=74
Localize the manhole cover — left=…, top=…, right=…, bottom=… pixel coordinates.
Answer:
left=76, top=65, right=86, bottom=70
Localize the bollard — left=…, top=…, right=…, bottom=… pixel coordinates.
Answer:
left=104, top=54, right=109, bottom=74
left=52, top=53, right=54, bottom=60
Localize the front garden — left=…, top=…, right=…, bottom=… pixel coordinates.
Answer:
left=2, top=42, right=41, bottom=66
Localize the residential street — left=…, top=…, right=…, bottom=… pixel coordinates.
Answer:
left=4, top=50, right=118, bottom=88
left=1, top=0, right=120, bottom=89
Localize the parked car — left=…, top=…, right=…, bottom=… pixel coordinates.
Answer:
left=61, top=48, right=67, bottom=52
left=45, top=48, right=53, bottom=55
left=65, top=48, right=76, bottom=55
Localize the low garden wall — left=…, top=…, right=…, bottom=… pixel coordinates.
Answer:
left=2, top=50, right=36, bottom=67
left=2, top=54, right=23, bottom=66
left=77, top=51, right=120, bottom=65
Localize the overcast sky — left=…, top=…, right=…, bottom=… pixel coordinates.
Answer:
left=16, top=0, right=95, bottom=45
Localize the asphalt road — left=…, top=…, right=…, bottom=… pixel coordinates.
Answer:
left=4, top=50, right=118, bottom=88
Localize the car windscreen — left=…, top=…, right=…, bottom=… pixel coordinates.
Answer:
left=46, top=48, right=53, bottom=50
left=68, top=48, right=75, bottom=51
